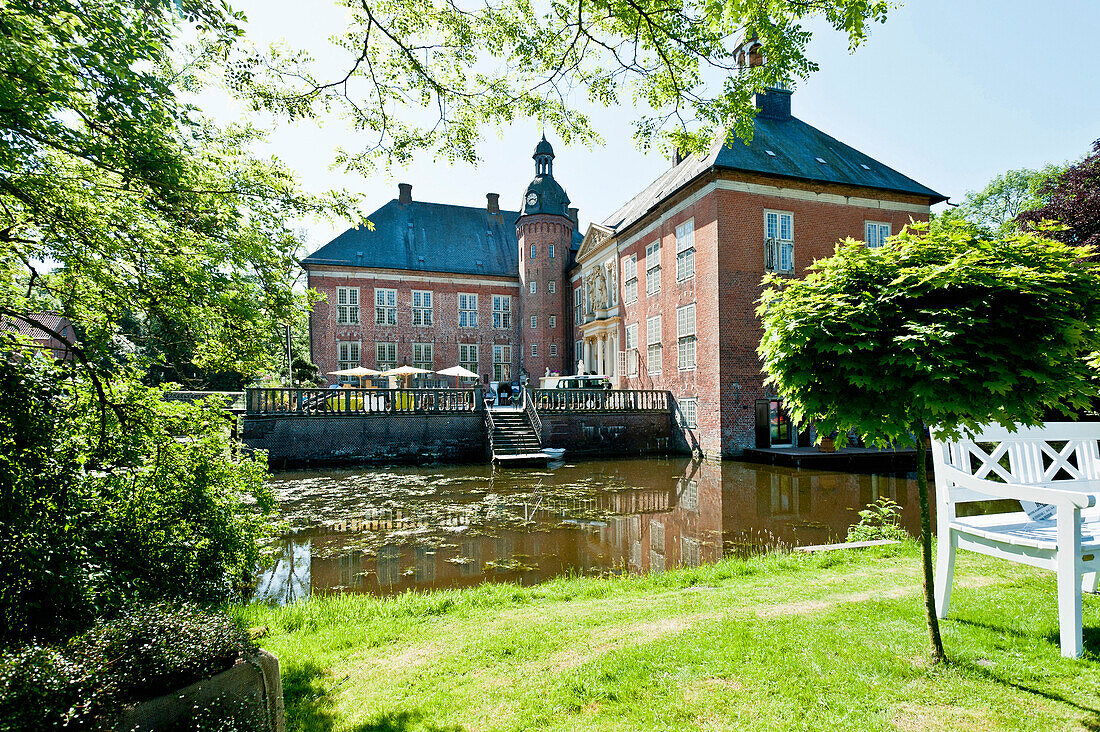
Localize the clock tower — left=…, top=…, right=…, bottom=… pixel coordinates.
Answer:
left=517, top=135, right=575, bottom=382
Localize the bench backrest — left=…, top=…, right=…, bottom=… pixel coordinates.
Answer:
left=931, top=423, right=1100, bottom=510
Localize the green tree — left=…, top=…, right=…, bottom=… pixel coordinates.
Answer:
left=951, top=166, right=1064, bottom=234
left=1018, top=140, right=1100, bottom=249
left=234, top=0, right=891, bottom=166
left=757, top=219, right=1100, bottom=663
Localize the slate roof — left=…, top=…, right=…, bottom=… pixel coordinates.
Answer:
left=305, top=198, right=584, bottom=276
left=304, top=200, right=524, bottom=277
left=602, top=107, right=947, bottom=234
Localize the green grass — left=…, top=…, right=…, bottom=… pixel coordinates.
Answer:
left=239, top=544, right=1100, bottom=731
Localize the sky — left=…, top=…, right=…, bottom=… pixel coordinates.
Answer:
left=205, top=0, right=1100, bottom=252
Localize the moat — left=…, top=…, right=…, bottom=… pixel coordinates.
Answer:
left=254, top=457, right=923, bottom=604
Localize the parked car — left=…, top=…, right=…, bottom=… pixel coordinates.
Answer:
left=540, top=374, right=613, bottom=390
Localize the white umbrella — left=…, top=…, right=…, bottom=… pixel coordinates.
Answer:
left=436, top=365, right=479, bottom=388
left=380, top=364, right=433, bottom=388
left=327, top=366, right=382, bottom=387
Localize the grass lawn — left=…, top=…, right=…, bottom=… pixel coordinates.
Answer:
left=239, top=543, right=1100, bottom=731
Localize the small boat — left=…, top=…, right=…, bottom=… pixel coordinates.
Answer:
left=541, top=448, right=566, bottom=459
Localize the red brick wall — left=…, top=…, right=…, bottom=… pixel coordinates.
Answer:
left=306, top=266, right=521, bottom=385
left=517, top=214, right=575, bottom=380
left=714, top=182, right=929, bottom=455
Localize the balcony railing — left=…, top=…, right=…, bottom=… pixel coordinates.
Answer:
left=246, top=387, right=483, bottom=415
left=533, top=389, right=670, bottom=413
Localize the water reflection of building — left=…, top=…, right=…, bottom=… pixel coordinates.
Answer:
left=256, top=459, right=923, bottom=602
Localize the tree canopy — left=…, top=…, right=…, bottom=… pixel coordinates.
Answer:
left=947, top=166, right=1064, bottom=235
left=1018, top=140, right=1100, bottom=250
left=232, top=0, right=891, bottom=168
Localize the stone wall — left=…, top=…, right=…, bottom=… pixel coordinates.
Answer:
left=539, top=411, right=683, bottom=457
left=243, top=413, right=486, bottom=468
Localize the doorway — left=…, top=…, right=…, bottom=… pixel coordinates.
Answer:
left=755, top=399, right=794, bottom=449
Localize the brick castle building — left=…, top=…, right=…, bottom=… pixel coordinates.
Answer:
left=304, top=47, right=945, bottom=457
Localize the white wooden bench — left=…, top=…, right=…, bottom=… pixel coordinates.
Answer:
left=931, top=422, right=1100, bottom=658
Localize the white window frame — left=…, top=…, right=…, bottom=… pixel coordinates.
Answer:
left=531, top=343, right=538, bottom=357
left=574, top=340, right=583, bottom=364
left=493, top=345, right=511, bottom=381
left=530, top=315, right=537, bottom=329
left=458, top=293, right=478, bottom=328
left=529, top=281, right=537, bottom=294
left=677, top=303, right=696, bottom=371
left=549, top=343, right=558, bottom=356
left=645, top=240, right=661, bottom=295
left=623, top=322, right=639, bottom=377
left=574, top=286, right=582, bottom=325
left=680, top=398, right=698, bottom=429
left=865, top=221, right=891, bottom=248
left=548, top=280, right=556, bottom=294
left=412, top=342, right=433, bottom=372
left=411, top=290, right=433, bottom=327
left=337, top=340, right=360, bottom=381
left=492, top=295, right=512, bottom=329
left=531, top=243, right=537, bottom=259
left=765, top=210, right=794, bottom=273
left=336, top=287, right=360, bottom=325
left=375, top=341, right=397, bottom=370
left=549, top=244, right=555, bottom=259
left=623, top=254, right=638, bottom=305
left=676, top=219, right=695, bottom=282
left=548, top=315, right=556, bottom=329
left=458, top=343, right=479, bottom=382
left=375, top=288, right=397, bottom=326
left=647, top=315, right=662, bottom=375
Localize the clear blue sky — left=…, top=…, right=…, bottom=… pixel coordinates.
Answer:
left=211, top=0, right=1100, bottom=251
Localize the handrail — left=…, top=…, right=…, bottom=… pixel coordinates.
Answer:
left=532, top=389, right=671, bottom=413
left=522, top=386, right=542, bottom=444
left=245, top=387, right=482, bottom=415
left=484, top=408, right=496, bottom=458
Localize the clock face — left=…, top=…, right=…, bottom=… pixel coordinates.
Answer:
left=526, top=192, right=539, bottom=207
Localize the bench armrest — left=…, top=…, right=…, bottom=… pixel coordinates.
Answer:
left=939, top=465, right=1099, bottom=509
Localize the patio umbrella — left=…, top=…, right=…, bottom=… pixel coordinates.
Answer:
left=380, top=364, right=433, bottom=388
left=435, top=365, right=479, bottom=387
left=327, top=366, right=382, bottom=387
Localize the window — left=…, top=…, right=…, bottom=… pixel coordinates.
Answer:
left=531, top=244, right=537, bottom=259
left=412, top=343, right=433, bottom=372
left=530, top=315, right=537, bottom=329
left=645, top=241, right=661, bottom=295
left=647, top=315, right=662, bottom=375
left=548, top=280, right=556, bottom=294
left=411, top=290, right=433, bottom=326
left=375, top=288, right=397, bottom=325
left=529, top=281, right=537, bottom=294
left=549, top=244, right=555, bottom=259
left=493, top=345, right=511, bottom=381
left=677, top=303, right=696, bottom=370
left=765, top=210, right=794, bottom=273
left=458, top=293, right=478, bottom=327
left=574, top=287, right=583, bottom=325
left=337, top=341, right=360, bottom=378
left=492, top=295, right=512, bottom=329
left=549, top=343, right=557, bottom=356
left=376, top=341, right=397, bottom=370
left=336, top=287, right=360, bottom=324
left=531, top=343, right=538, bottom=357
left=548, top=315, right=556, bottom=328
left=680, top=398, right=698, bottom=429
left=676, top=219, right=695, bottom=281
left=623, top=254, right=638, bottom=304
left=458, top=344, right=478, bottom=381
left=624, top=323, right=639, bottom=376
left=865, top=221, right=891, bottom=248
left=575, top=340, right=583, bottom=363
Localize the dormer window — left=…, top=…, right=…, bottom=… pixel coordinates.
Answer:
left=815, top=157, right=827, bottom=164
left=765, top=150, right=776, bottom=157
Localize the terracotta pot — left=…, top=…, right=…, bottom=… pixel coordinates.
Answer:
left=818, top=437, right=837, bottom=453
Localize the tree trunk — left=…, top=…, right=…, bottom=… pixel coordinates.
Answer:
left=914, top=424, right=947, bottom=664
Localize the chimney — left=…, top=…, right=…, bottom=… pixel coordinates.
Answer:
left=486, top=193, right=500, bottom=214
left=755, top=87, right=792, bottom=120
left=672, top=147, right=683, bottom=167
left=398, top=183, right=412, bottom=204
left=568, top=207, right=579, bottom=227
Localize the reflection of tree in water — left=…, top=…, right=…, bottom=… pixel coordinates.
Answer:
left=254, top=536, right=311, bottom=605
left=256, top=458, right=923, bottom=603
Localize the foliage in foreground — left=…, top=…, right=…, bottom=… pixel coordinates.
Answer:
left=846, top=499, right=909, bottom=543
left=0, top=603, right=258, bottom=732
left=0, top=357, right=275, bottom=647
left=757, top=219, right=1100, bottom=663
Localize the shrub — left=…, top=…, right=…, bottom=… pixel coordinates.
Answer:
left=846, top=498, right=909, bottom=543
left=0, top=603, right=259, bottom=732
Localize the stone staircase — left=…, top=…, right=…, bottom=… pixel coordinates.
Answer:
left=487, top=409, right=543, bottom=461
